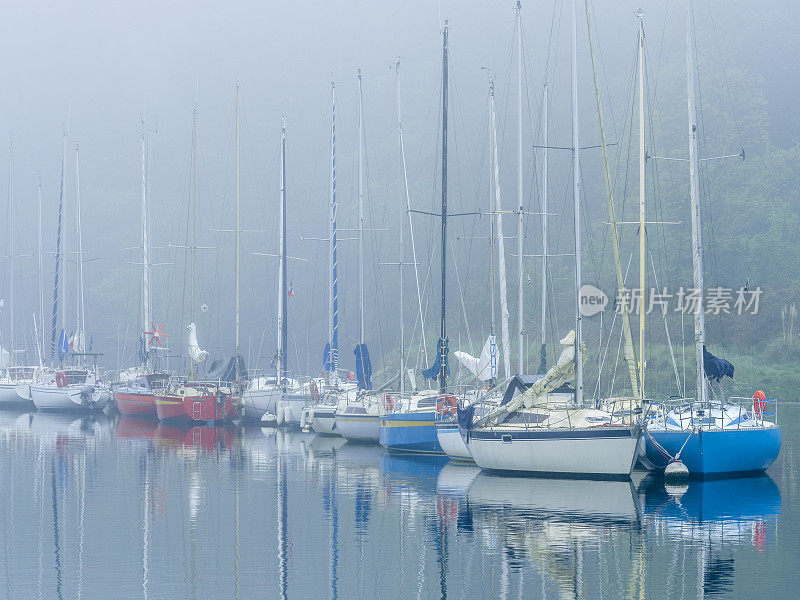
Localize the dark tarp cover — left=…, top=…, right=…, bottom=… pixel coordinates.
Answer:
left=457, top=404, right=475, bottom=432
left=703, top=345, right=734, bottom=382
left=500, top=374, right=543, bottom=406
left=423, top=337, right=450, bottom=380
left=205, top=354, right=248, bottom=382
left=353, top=343, right=372, bottom=390
left=137, top=336, right=149, bottom=364
left=537, top=343, right=547, bottom=375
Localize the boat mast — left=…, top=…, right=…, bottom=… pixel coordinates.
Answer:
left=189, top=102, right=198, bottom=378
left=328, top=82, right=339, bottom=380
left=571, top=0, right=583, bottom=404
left=50, top=132, right=66, bottom=365
left=637, top=10, right=646, bottom=397
left=6, top=134, right=13, bottom=362
left=395, top=65, right=405, bottom=394
left=538, top=83, right=548, bottom=374
left=141, top=120, right=150, bottom=368
left=357, top=69, right=365, bottom=347
left=74, top=142, right=86, bottom=353
left=396, top=61, right=428, bottom=370
left=685, top=0, right=706, bottom=403
left=438, top=20, right=450, bottom=394
left=37, top=173, right=44, bottom=363
left=277, top=118, right=288, bottom=387
left=516, top=0, right=525, bottom=375
left=235, top=81, right=241, bottom=356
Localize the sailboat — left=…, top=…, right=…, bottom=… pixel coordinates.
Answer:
left=154, top=94, right=241, bottom=423
left=378, top=23, right=456, bottom=455
left=642, top=1, right=781, bottom=476
left=301, top=81, right=358, bottom=435
left=114, top=122, right=170, bottom=417
left=462, top=0, right=641, bottom=477
left=31, top=140, right=111, bottom=412
left=333, top=69, right=385, bottom=443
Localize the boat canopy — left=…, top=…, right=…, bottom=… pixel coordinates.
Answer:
left=205, top=354, right=248, bottom=382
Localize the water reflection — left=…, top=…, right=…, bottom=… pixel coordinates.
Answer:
left=0, top=410, right=790, bottom=599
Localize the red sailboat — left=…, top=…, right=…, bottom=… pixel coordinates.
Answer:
left=154, top=381, right=240, bottom=424
left=113, top=323, right=170, bottom=417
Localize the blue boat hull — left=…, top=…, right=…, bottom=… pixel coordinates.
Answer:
left=379, top=411, right=444, bottom=454
left=644, top=426, right=781, bottom=475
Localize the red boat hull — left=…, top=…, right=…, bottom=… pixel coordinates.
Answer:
left=114, top=391, right=158, bottom=417
left=155, top=390, right=240, bottom=423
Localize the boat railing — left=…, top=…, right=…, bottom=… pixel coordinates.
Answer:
left=653, top=396, right=778, bottom=430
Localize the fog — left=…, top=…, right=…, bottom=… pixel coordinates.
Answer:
left=1, top=0, right=798, bottom=392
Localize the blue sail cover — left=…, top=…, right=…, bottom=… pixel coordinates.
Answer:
left=703, top=345, right=734, bottom=382
left=137, top=336, right=149, bottom=364
left=422, top=338, right=450, bottom=380
left=58, top=329, right=68, bottom=361
left=323, top=342, right=339, bottom=372
left=353, top=343, right=372, bottom=390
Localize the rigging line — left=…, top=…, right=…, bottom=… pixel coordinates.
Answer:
left=449, top=228, right=474, bottom=356
left=648, top=241, right=683, bottom=395
left=703, top=0, right=744, bottom=150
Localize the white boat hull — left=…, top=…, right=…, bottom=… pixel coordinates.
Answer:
left=335, top=413, right=379, bottom=442
left=31, top=384, right=110, bottom=412
left=467, top=427, right=640, bottom=477
left=301, top=405, right=338, bottom=435
left=276, top=394, right=311, bottom=425
left=242, top=387, right=283, bottom=417
left=436, top=422, right=472, bottom=461
left=0, top=382, right=31, bottom=405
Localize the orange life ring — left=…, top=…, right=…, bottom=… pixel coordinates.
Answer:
left=55, top=371, right=67, bottom=388
left=753, top=390, right=767, bottom=416
left=309, top=380, right=320, bottom=401
left=436, top=394, right=458, bottom=417
left=383, top=393, right=395, bottom=411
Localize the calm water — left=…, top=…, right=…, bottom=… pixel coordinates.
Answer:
left=0, top=405, right=797, bottom=600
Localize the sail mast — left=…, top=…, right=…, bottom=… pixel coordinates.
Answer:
left=538, top=83, right=548, bottom=374
left=571, top=0, right=583, bottom=404
left=278, top=117, right=288, bottom=385
left=328, top=82, right=339, bottom=379
left=357, top=69, right=365, bottom=346
left=74, top=142, right=86, bottom=352
left=141, top=120, right=150, bottom=367
left=396, top=61, right=428, bottom=370
left=516, top=0, right=525, bottom=374
left=637, top=10, right=646, bottom=397
left=235, top=81, right=241, bottom=356
left=438, top=20, right=450, bottom=394
left=189, top=102, right=198, bottom=378
left=7, top=134, right=13, bottom=360
left=50, top=134, right=66, bottom=365
left=37, top=173, right=44, bottom=362
left=685, top=0, right=706, bottom=403
left=396, top=65, right=405, bottom=394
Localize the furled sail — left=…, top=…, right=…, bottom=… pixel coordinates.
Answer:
left=475, top=330, right=576, bottom=426
left=353, top=343, right=372, bottom=390
left=422, top=338, right=450, bottom=380
left=187, top=322, right=209, bottom=363
left=454, top=335, right=498, bottom=381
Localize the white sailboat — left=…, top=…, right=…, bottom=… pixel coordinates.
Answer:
left=31, top=141, right=110, bottom=411
left=463, top=0, right=641, bottom=477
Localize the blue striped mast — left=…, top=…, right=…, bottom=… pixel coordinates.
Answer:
left=325, top=82, right=339, bottom=380
left=49, top=133, right=66, bottom=365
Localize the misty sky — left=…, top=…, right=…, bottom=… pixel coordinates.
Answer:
left=1, top=0, right=797, bottom=378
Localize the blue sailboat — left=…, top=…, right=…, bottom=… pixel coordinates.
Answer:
left=379, top=23, right=454, bottom=455
left=643, top=1, right=780, bottom=477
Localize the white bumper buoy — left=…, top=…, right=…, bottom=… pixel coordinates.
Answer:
left=664, top=460, right=689, bottom=484
left=276, top=405, right=285, bottom=425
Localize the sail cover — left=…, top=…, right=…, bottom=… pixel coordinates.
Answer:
left=206, top=354, right=248, bottom=382
left=423, top=338, right=450, bottom=380
left=187, top=322, right=209, bottom=363
left=353, top=343, right=372, bottom=390
left=323, top=342, right=339, bottom=372
left=454, top=335, right=498, bottom=381
left=703, top=345, right=734, bottom=382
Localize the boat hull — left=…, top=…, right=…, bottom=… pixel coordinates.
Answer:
left=303, top=405, right=338, bottom=435
left=467, top=426, right=640, bottom=477
left=31, top=384, right=109, bottom=412
left=0, top=382, right=34, bottom=407
left=242, top=387, right=283, bottom=418
left=114, top=390, right=157, bottom=417
left=643, top=426, right=781, bottom=475
left=275, top=393, right=310, bottom=425
left=379, top=411, right=444, bottom=454
left=436, top=420, right=473, bottom=461
left=335, top=413, right=379, bottom=443
left=154, top=392, right=239, bottom=423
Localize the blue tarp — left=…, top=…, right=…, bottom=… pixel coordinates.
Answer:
left=423, top=337, right=450, bottom=380
left=353, top=343, right=372, bottom=390
left=703, top=344, right=734, bottom=382
left=58, top=329, right=68, bottom=361
left=323, top=342, right=339, bottom=372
